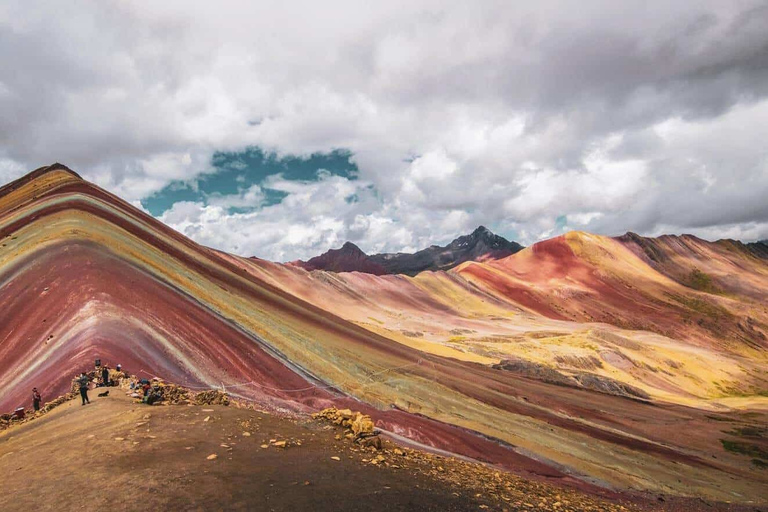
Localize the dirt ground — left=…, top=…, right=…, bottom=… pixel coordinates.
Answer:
left=0, top=391, right=763, bottom=512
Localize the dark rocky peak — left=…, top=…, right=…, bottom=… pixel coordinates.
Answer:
left=465, top=226, right=519, bottom=250
left=338, top=241, right=367, bottom=255
left=443, top=226, right=522, bottom=255
left=292, top=226, right=524, bottom=276
left=295, top=241, right=387, bottom=275
left=368, top=226, right=523, bottom=276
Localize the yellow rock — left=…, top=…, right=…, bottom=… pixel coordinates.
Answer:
left=351, top=413, right=375, bottom=437
left=370, top=455, right=386, bottom=465
left=337, top=408, right=354, bottom=419
left=206, top=454, right=218, bottom=460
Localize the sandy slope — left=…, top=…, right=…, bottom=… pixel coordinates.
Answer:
left=0, top=392, right=649, bottom=512
left=4, top=391, right=766, bottom=512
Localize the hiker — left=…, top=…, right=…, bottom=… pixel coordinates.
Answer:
left=101, top=365, right=110, bottom=387
left=116, top=363, right=122, bottom=373
left=32, top=388, right=42, bottom=412
left=78, top=373, right=91, bottom=405
left=145, top=387, right=160, bottom=405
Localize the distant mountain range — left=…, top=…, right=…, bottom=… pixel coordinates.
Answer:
left=750, top=239, right=768, bottom=258
left=292, top=226, right=524, bottom=275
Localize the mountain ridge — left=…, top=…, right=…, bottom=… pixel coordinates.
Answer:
left=293, top=225, right=524, bottom=275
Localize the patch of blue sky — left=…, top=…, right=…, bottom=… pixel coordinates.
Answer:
left=142, top=147, right=358, bottom=215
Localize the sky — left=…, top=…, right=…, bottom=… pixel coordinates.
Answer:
left=1, top=1, right=767, bottom=261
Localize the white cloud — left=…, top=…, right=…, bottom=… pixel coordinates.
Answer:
left=207, top=184, right=266, bottom=210
left=1, top=0, right=767, bottom=259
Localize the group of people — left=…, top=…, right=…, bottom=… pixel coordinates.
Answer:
left=74, top=363, right=123, bottom=406
left=26, top=362, right=125, bottom=412
left=128, top=378, right=162, bottom=404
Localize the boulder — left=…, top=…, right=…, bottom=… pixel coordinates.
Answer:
left=358, top=435, right=382, bottom=450
left=351, top=413, right=375, bottom=437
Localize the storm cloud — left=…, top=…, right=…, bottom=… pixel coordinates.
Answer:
left=1, top=1, right=767, bottom=260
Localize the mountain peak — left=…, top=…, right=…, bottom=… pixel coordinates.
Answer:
left=0, top=163, right=82, bottom=193
left=0, top=163, right=86, bottom=213
left=296, top=241, right=386, bottom=275
left=295, top=226, right=524, bottom=276
left=447, top=226, right=522, bottom=255
left=340, top=241, right=365, bottom=253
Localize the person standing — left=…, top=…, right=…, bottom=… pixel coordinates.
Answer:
left=101, top=365, right=110, bottom=387
left=32, top=388, right=42, bottom=411
left=78, top=373, right=91, bottom=405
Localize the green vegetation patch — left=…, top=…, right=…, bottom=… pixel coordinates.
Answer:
left=685, top=268, right=720, bottom=293
left=664, top=292, right=735, bottom=340
left=720, top=439, right=768, bottom=461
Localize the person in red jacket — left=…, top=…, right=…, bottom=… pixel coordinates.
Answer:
left=32, top=388, right=42, bottom=411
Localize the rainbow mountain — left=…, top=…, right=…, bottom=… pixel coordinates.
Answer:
left=1, top=164, right=767, bottom=503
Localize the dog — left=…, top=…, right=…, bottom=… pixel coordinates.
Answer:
left=97, top=390, right=110, bottom=397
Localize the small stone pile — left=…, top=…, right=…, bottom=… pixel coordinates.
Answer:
left=40, top=392, right=76, bottom=413
left=312, top=407, right=381, bottom=450
left=143, top=381, right=193, bottom=405
left=193, top=390, right=230, bottom=406
left=159, top=383, right=191, bottom=404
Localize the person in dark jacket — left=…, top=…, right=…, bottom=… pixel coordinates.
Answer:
left=101, top=366, right=110, bottom=387
left=32, top=388, right=42, bottom=411
left=77, top=373, right=91, bottom=405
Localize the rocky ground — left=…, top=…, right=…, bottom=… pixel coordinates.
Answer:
left=0, top=390, right=763, bottom=511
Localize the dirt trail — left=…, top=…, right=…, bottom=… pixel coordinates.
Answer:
left=0, top=392, right=760, bottom=511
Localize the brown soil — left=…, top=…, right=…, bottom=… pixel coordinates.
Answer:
left=0, top=392, right=761, bottom=512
